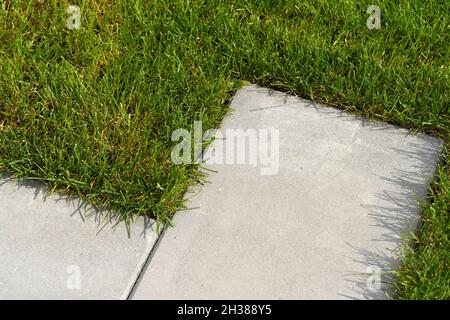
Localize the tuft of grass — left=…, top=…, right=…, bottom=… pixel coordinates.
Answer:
left=0, top=0, right=448, bottom=298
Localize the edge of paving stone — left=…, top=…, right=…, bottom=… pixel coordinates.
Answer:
left=238, top=84, right=445, bottom=146
left=127, top=84, right=445, bottom=299
left=233, top=85, right=446, bottom=230
left=126, top=228, right=168, bottom=299
left=121, top=234, right=160, bottom=299
left=234, top=85, right=446, bottom=294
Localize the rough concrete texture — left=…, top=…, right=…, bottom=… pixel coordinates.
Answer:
left=0, top=175, right=157, bottom=299
left=132, top=85, right=443, bottom=300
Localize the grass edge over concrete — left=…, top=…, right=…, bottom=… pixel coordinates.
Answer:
left=0, top=0, right=448, bottom=298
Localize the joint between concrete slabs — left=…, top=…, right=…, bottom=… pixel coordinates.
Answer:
left=120, top=233, right=162, bottom=300
left=0, top=174, right=160, bottom=300
left=125, top=228, right=167, bottom=300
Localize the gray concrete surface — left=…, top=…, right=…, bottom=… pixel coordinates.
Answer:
left=132, top=85, right=443, bottom=300
left=0, top=175, right=157, bottom=299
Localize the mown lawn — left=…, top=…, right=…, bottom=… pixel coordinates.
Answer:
left=0, top=0, right=448, bottom=298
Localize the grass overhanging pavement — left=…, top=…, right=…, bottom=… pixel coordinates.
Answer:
left=0, top=0, right=448, bottom=299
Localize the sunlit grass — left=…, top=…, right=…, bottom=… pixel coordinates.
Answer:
left=0, top=0, right=448, bottom=298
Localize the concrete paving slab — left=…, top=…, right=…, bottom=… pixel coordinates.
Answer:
left=0, top=175, right=157, bottom=299
left=132, top=85, right=443, bottom=300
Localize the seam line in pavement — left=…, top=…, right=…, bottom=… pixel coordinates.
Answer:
left=124, top=228, right=167, bottom=300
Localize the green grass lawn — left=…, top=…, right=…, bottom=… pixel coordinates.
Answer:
left=0, top=0, right=448, bottom=299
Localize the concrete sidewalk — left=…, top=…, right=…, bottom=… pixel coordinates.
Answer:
left=131, top=85, right=443, bottom=299
left=0, top=175, right=157, bottom=299
left=0, top=85, right=443, bottom=299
